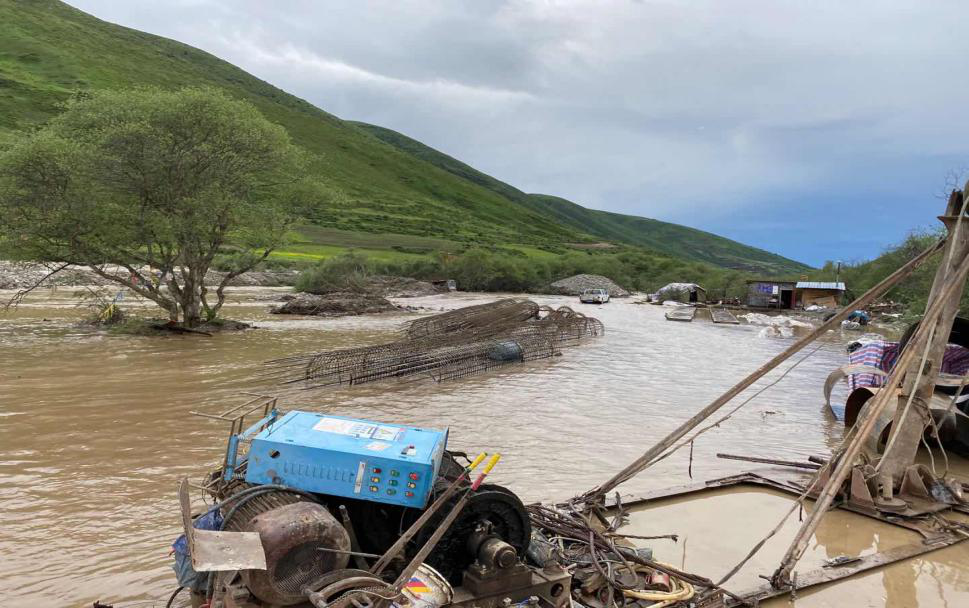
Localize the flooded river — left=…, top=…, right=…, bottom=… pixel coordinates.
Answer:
left=0, top=288, right=966, bottom=607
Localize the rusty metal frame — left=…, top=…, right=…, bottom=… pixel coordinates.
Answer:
left=189, top=393, right=279, bottom=488
left=265, top=300, right=604, bottom=389
left=605, top=471, right=969, bottom=606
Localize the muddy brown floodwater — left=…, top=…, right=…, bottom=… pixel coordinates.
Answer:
left=1, top=288, right=967, bottom=607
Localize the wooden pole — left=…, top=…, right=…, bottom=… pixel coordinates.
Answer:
left=879, top=186, right=969, bottom=479
left=586, top=238, right=945, bottom=500
left=771, top=237, right=969, bottom=587
left=715, top=452, right=821, bottom=470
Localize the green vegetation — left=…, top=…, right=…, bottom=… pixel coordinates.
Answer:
left=810, top=231, right=948, bottom=319
left=296, top=251, right=373, bottom=294
left=298, top=249, right=751, bottom=298
left=0, top=0, right=809, bottom=280
left=0, top=87, right=302, bottom=326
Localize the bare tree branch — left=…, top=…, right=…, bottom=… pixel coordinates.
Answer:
left=2, top=262, right=71, bottom=311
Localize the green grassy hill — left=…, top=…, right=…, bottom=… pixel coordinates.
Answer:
left=0, top=0, right=809, bottom=275
left=356, top=123, right=810, bottom=274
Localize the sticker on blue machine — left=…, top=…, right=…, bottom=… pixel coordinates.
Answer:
left=312, top=416, right=402, bottom=441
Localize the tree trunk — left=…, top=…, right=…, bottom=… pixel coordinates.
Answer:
left=180, top=270, right=203, bottom=328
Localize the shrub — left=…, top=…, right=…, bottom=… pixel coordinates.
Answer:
left=295, top=251, right=374, bottom=294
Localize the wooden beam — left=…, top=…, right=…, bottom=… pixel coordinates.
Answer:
left=881, top=185, right=969, bottom=478
left=728, top=534, right=968, bottom=607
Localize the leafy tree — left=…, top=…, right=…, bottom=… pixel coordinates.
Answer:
left=0, top=87, right=306, bottom=326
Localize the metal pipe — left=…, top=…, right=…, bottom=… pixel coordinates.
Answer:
left=715, top=453, right=821, bottom=470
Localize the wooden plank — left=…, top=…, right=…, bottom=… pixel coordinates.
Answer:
left=711, top=308, right=740, bottom=324
left=665, top=307, right=696, bottom=322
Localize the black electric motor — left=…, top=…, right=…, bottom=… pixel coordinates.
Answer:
left=243, top=501, right=352, bottom=606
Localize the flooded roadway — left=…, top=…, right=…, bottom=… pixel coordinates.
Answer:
left=0, top=288, right=966, bottom=607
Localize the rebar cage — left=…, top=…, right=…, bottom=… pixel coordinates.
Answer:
left=266, top=299, right=604, bottom=389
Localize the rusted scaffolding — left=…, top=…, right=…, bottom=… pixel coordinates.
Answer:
left=267, top=299, right=604, bottom=389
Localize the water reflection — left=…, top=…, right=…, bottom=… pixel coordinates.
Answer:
left=0, top=289, right=964, bottom=606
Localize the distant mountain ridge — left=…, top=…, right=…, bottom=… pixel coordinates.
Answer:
left=0, top=0, right=810, bottom=275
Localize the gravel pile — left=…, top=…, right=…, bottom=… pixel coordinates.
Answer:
left=0, top=262, right=115, bottom=289
left=203, top=269, right=299, bottom=287
left=549, top=274, right=630, bottom=297
left=0, top=261, right=298, bottom=290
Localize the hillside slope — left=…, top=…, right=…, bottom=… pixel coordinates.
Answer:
left=356, top=123, right=811, bottom=274
left=0, top=0, right=809, bottom=274
left=0, top=0, right=578, bottom=245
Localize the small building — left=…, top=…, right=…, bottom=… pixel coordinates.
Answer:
left=655, top=282, right=706, bottom=303
left=746, top=280, right=796, bottom=309
left=796, top=281, right=845, bottom=309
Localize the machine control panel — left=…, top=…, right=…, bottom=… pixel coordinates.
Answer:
left=245, top=411, right=447, bottom=508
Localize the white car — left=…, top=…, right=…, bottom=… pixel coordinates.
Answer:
left=579, top=288, right=610, bottom=304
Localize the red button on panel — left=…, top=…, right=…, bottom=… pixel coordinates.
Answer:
left=405, top=491, right=414, bottom=497
left=408, top=472, right=419, bottom=481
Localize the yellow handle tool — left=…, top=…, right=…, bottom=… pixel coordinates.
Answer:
left=483, top=453, right=501, bottom=474
left=472, top=453, right=501, bottom=490
left=468, top=452, right=488, bottom=472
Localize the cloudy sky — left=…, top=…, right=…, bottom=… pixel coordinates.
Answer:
left=69, top=0, right=969, bottom=266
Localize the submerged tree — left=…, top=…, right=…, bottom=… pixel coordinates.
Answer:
left=0, top=87, right=305, bottom=326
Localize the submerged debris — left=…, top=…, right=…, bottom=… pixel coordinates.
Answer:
left=267, top=298, right=603, bottom=388
left=739, top=312, right=813, bottom=337
left=404, top=298, right=542, bottom=339
left=526, top=502, right=730, bottom=607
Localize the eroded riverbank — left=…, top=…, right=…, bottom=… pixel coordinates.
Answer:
left=0, top=288, right=966, bottom=607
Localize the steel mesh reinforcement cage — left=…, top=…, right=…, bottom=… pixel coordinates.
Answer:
left=266, top=299, right=604, bottom=389
left=401, top=298, right=542, bottom=339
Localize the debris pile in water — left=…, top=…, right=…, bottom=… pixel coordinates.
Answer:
left=525, top=501, right=732, bottom=607
left=266, top=298, right=604, bottom=388
left=271, top=292, right=397, bottom=317
left=740, top=312, right=813, bottom=338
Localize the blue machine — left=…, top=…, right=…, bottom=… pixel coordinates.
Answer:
left=244, top=411, right=448, bottom=509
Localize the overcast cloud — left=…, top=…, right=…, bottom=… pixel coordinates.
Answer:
left=68, top=0, right=969, bottom=265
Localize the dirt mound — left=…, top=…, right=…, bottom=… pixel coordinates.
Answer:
left=364, top=275, right=446, bottom=297
left=271, top=292, right=397, bottom=317
left=549, top=274, right=630, bottom=297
